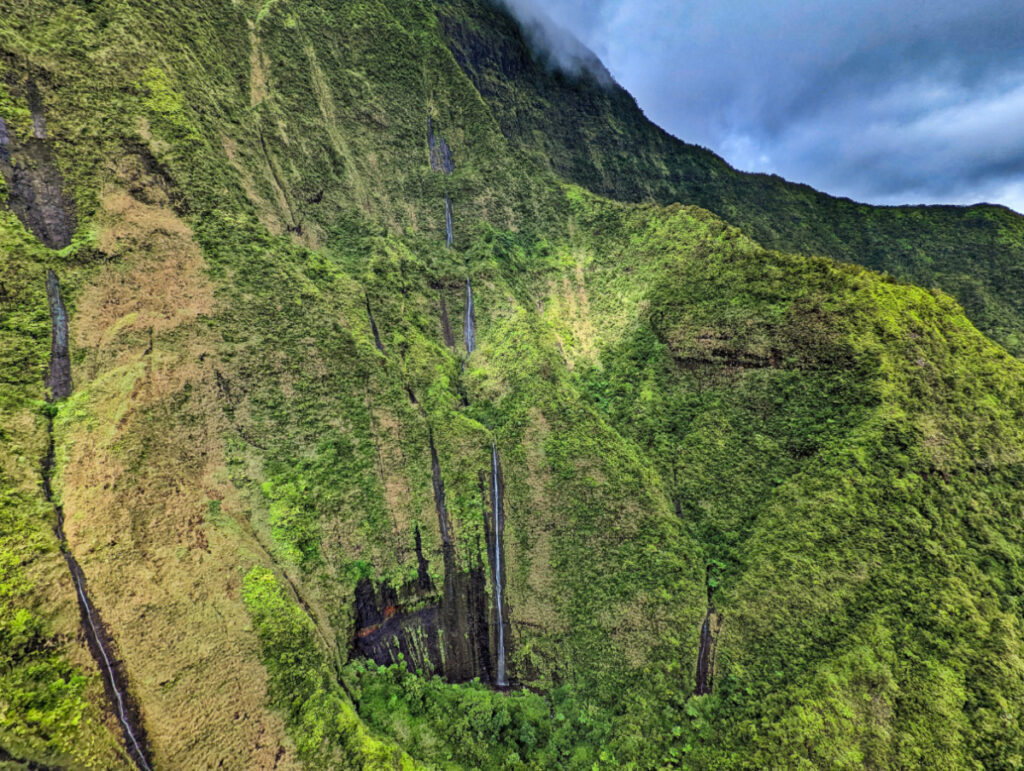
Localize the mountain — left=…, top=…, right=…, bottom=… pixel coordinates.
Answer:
left=0, top=1, right=1022, bottom=769
left=438, top=0, right=1024, bottom=358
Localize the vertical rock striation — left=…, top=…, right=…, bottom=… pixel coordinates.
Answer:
left=695, top=609, right=715, bottom=696
left=352, top=437, right=496, bottom=684
left=365, top=294, right=385, bottom=353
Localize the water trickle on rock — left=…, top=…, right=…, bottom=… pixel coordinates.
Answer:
left=45, top=271, right=72, bottom=399
left=427, top=118, right=455, bottom=175
left=444, top=194, right=454, bottom=249
left=490, top=443, right=508, bottom=688
left=464, top=279, right=476, bottom=354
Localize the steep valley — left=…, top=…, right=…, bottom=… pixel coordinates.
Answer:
left=1, top=1, right=1023, bottom=769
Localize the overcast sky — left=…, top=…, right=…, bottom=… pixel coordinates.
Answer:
left=503, top=0, right=1024, bottom=213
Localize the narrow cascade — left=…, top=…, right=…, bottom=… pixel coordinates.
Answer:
left=444, top=194, right=454, bottom=249
left=463, top=279, right=476, bottom=354
left=695, top=609, right=715, bottom=695
left=365, top=295, right=385, bottom=353
left=43, top=274, right=153, bottom=771
left=490, top=443, right=508, bottom=688
left=45, top=270, right=72, bottom=398
left=427, top=118, right=455, bottom=175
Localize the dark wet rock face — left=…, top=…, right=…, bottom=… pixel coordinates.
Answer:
left=365, top=295, right=385, bottom=353
left=487, top=444, right=509, bottom=687
left=45, top=270, right=72, bottom=399
left=695, top=609, right=719, bottom=696
left=414, top=526, right=433, bottom=592
left=0, top=113, right=76, bottom=249
left=427, top=117, right=455, bottom=175
left=352, top=440, right=499, bottom=684
left=353, top=563, right=493, bottom=683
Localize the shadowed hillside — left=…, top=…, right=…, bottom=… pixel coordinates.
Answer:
left=0, top=1, right=1022, bottom=769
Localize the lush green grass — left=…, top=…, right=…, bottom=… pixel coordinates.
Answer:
left=1, top=0, right=1023, bottom=769
left=0, top=214, right=130, bottom=768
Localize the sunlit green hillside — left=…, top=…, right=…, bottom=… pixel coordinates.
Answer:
left=1, top=1, right=1022, bottom=769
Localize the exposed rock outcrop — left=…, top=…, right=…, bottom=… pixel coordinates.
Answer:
left=0, top=106, right=76, bottom=249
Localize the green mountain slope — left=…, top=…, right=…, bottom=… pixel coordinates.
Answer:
left=0, top=0, right=1022, bottom=769
left=436, top=0, right=1024, bottom=358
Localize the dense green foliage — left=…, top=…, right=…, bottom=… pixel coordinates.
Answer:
left=0, top=0, right=1023, bottom=769
left=242, top=568, right=416, bottom=769
left=437, top=0, right=1024, bottom=358
left=0, top=217, right=130, bottom=766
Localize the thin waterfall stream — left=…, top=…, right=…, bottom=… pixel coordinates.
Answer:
left=43, top=272, right=153, bottom=771
left=464, top=279, right=476, bottom=354
left=444, top=195, right=454, bottom=249
left=490, top=443, right=508, bottom=687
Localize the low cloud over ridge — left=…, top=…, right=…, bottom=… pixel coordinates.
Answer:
left=500, top=0, right=1024, bottom=212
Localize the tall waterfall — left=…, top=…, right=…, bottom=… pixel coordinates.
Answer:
left=490, top=443, right=508, bottom=687
left=444, top=194, right=454, bottom=249
left=44, top=273, right=152, bottom=771
left=64, top=552, right=153, bottom=770
left=464, top=279, right=476, bottom=354
left=45, top=270, right=72, bottom=398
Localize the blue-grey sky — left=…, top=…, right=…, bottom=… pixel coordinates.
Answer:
left=504, top=0, right=1024, bottom=213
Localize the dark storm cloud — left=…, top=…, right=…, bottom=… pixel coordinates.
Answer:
left=501, top=0, right=1024, bottom=212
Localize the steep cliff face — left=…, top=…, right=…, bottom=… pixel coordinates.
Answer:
left=435, top=0, right=1024, bottom=358
left=1, top=1, right=1024, bottom=770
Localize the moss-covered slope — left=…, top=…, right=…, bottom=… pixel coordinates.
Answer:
left=436, top=0, right=1024, bottom=358
left=0, top=0, right=1022, bottom=769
